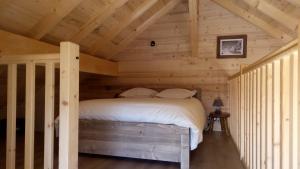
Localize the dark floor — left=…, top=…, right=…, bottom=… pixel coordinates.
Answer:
left=0, top=131, right=244, bottom=169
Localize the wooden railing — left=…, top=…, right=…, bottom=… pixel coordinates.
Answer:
left=229, top=39, right=300, bottom=169
left=1, top=42, right=79, bottom=169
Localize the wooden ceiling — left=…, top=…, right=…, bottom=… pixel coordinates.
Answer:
left=0, top=0, right=298, bottom=61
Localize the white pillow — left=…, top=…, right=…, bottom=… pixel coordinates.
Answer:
left=156, top=88, right=197, bottom=99
left=119, top=88, right=158, bottom=98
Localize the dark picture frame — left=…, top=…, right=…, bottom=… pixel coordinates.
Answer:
left=217, top=35, right=247, bottom=58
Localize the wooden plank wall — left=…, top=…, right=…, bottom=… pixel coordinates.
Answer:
left=81, top=0, right=288, bottom=113
left=229, top=44, right=299, bottom=169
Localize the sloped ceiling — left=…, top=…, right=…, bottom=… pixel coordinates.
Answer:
left=0, top=0, right=298, bottom=62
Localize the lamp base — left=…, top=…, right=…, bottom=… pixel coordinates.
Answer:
left=214, top=109, right=222, bottom=114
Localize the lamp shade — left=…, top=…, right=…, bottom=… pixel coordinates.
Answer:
left=213, top=97, right=224, bottom=107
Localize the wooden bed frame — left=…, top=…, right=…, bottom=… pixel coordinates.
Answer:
left=79, top=120, right=191, bottom=169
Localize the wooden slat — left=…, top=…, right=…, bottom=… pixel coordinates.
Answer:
left=249, top=71, right=253, bottom=169
left=59, top=42, right=79, bottom=169
left=24, top=62, right=36, bottom=169
left=211, top=0, right=292, bottom=41
left=246, top=72, right=250, bottom=168
left=6, top=64, right=17, bottom=169
left=252, top=70, right=257, bottom=169
left=296, top=25, right=300, bottom=169
left=280, top=55, right=292, bottom=169
left=44, top=62, right=55, bottom=169
left=256, top=68, right=261, bottom=169
left=248, top=72, right=251, bottom=168
left=71, top=0, right=129, bottom=43
left=28, top=0, right=84, bottom=39
left=260, top=66, right=267, bottom=169
left=266, top=63, right=273, bottom=169
left=240, top=74, right=245, bottom=160
left=272, top=60, right=281, bottom=169
left=188, top=0, right=199, bottom=57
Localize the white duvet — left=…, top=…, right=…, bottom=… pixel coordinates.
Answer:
left=79, top=97, right=206, bottom=150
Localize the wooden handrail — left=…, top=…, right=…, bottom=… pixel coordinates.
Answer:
left=229, top=39, right=298, bottom=80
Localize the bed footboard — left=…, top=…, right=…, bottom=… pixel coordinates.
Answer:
left=79, top=120, right=190, bottom=169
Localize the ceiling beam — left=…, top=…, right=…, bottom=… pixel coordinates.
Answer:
left=243, top=0, right=298, bottom=31
left=212, top=0, right=292, bottom=41
left=70, top=0, right=129, bottom=43
left=107, top=0, right=182, bottom=58
left=89, top=0, right=159, bottom=55
left=189, top=0, right=199, bottom=57
left=28, top=0, right=84, bottom=40
left=0, top=29, right=118, bottom=76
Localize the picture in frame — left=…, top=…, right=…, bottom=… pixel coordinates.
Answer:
left=217, top=35, right=247, bottom=58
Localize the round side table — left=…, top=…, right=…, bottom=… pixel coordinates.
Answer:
left=208, top=112, right=231, bottom=136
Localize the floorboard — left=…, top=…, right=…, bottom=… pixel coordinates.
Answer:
left=0, top=131, right=244, bottom=169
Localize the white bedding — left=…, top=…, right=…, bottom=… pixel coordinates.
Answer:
left=79, top=97, right=206, bottom=150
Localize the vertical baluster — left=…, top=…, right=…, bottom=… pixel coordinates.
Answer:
left=6, top=64, right=17, bottom=169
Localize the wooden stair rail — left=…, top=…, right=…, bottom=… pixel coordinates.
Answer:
left=228, top=36, right=300, bottom=169
left=1, top=42, right=79, bottom=169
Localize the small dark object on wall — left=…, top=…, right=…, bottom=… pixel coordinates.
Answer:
left=150, top=41, right=156, bottom=47
left=217, top=35, right=247, bottom=58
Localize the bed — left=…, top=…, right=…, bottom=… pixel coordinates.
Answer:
left=76, top=95, right=206, bottom=169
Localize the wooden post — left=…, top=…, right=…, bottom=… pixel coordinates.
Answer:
left=6, top=64, right=17, bottom=169
left=24, top=62, right=36, bottom=169
left=180, top=132, right=190, bottom=169
left=59, top=42, right=79, bottom=169
left=44, top=62, right=55, bottom=169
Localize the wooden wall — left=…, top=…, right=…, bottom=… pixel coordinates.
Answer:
left=81, top=0, right=289, bottom=113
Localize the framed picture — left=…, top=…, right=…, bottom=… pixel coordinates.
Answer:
left=217, top=35, right=247, bottom=58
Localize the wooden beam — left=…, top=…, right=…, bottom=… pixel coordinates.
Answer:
left=107, top=0, right=181, bottom=58
left=24, top=62, right=36, bottom=169
left=0, top=29, right=118, bottom=76
left=211, top=0, right=292, bottom=41
left=243, top=0, right=298, bottom=31
left=6, top=64, right=17, bottom=169
left=189, top=0, right=199, bottom=57
left=70, top=0, right=129, bottom=43
left=28, top=0, right=84, bottom=39
left=89, top=0, right=158, bottom=55
left=59, top=42, right=79, bottom=169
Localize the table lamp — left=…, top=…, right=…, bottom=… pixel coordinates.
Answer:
left=213, top=97, right=224, bottom=114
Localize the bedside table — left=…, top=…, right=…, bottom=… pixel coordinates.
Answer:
left=208, top=112, right=230, bottom=136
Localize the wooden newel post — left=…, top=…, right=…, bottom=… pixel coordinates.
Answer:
left=59, top=42, right=80, bottom=169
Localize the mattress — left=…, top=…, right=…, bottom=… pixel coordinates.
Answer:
left=78, top=97, right=206, bottom=150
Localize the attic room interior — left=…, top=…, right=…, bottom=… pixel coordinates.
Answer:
left=0, top=0, right=299, bottom=169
